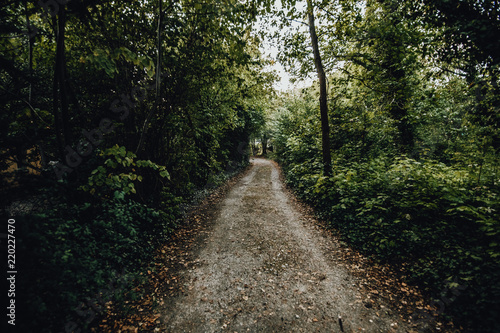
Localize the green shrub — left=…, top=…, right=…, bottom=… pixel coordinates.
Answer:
left=80, top=145, right=170, bottom=200
left=16, top=193, right=174, bottom=333
left=280, top=153, right=500, bottom=331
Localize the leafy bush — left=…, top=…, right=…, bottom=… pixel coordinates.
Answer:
left=15, top=192, right=175, bottom=333
left=80, top=145, right=170, bottom=200
left=279, top=153, right=500, bottom=331
left=12, top=143, right=247, bottom=332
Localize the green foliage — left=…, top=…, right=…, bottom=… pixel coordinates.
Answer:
left=4, top=0, right=498, bottom=331
left=278, top=140, right=499, bottom=329
left=80, top=145, right=170, bottom=199
left=272, top=67, right=499, bottom=331
left=1, top=1, right=271, bottom=332
left=16, top=192, right=174, bottom=333
left=82, top=47, right=155, bottom=78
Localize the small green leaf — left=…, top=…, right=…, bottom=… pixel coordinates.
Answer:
left=160, top=170, right=170, bottom=179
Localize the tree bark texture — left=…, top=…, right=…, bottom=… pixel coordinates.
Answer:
left=307, top=0, right=331, bottom=176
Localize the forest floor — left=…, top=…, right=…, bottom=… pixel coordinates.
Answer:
left=97, top=158, right=460, bottom=333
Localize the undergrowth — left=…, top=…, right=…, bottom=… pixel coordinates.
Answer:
left=7, top=145, right=248, bottom=333
left=279, top=154, right=500, bottom=332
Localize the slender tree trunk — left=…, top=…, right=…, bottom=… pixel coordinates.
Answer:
left=136, top=0, right=162, bottom=154
left=24, top=0, right=33, bottom=104
left=58, top=7, right=71, bottom=145
left=306, top=0, right=331, bottom=176
left=52, top=16, right=64, bottom=160
left=156, top=0, right=162, bottom=105
left=262, top=133, right=268, bottom=155
left=52, top=5, right=71, bottom=161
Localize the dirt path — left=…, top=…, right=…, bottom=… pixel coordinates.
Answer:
left=160, top=158, right=427, bottom=332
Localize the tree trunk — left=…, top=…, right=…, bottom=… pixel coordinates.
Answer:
left=136, top=0, right=162, bottom=154
left=52, top=5, right=72, bottom=161
left=262, top=133, right=268, bottom=155
left=24, top=0, right=33, bottom=104
left=58, top=6, right=71, bottom=145
left=306, top=0, right=331, bottom=176
left=52, top=16, right=64, bottom=160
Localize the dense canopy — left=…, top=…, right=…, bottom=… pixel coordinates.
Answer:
left=1, top=0, right=498, bottom=332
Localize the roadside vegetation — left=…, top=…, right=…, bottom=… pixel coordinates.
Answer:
left=2, top=0, right=499, bottom=332
left=1, top=1, right=270, bottom=331
left=268, top=0, right=500, bottom=331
